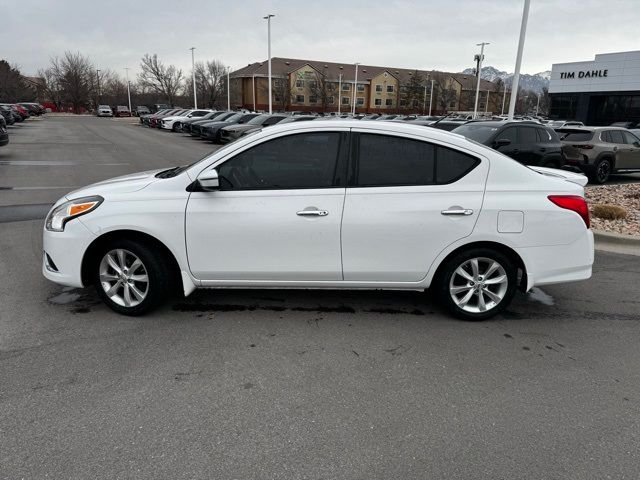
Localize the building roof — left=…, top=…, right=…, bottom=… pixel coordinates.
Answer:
left=231, top=57, right=496, bottom=90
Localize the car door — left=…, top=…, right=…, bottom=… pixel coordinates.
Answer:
left=619, top=131, right=640, bottom=169
left=341, top=131, right=488, bottom=282
left=514, top=126, right=538, bottom=165
left=185, top=129, right=349, bottom=282
left=607, top=130, right=627, bottom=168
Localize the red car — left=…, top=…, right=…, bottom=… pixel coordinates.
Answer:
left=149, top=108, right=183, bottom=128
left=12, top=104, right=30, bottom=120
left=114, top=106, right=132, bottom=117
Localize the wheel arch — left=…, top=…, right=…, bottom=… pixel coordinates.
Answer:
left=80, top=229, right=193, bottom=296
left=428, top=240, right=528, bottom=292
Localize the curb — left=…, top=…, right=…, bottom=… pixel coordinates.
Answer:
left=593, top=230, right=640, bottom=246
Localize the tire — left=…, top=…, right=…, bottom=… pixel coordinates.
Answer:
left=590, top=157, right=612, bottom=184
left=93, top=239, right=170, bottom=316
left=436, top=247, right=518, bottom=321
left=172, top=122, right=180, bottom=132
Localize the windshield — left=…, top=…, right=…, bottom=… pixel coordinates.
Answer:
left=452, top=124, right=500, bottom=143
left=246, top=115, right=271, bottom=125
left=223, top=113, right=243, bottom=123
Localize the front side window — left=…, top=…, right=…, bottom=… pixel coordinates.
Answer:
left=497, top=127, right=517, bottom=144
left=608, top=130, right=625, bottom=144
left=518, top=126, right=538, bottom=144
left=622, top=131, right=639, bottom=144
left=217, top=132, right=341, bottom=190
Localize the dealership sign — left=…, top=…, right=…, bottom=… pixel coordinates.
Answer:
left=560, top=70, right=608, bottom=79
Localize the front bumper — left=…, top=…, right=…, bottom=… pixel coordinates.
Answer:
left=42, top=218, right=97, bottom=288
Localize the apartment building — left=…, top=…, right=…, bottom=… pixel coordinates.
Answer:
left=230, top=57, right=499, bottom=114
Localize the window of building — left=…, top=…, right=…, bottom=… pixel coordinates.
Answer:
left=387, top=85, right=394, bottom=93
left=374, top=98, right=382, bottom=106
left=400, top=99, right=408, bottom=107
left=295, top=79, right=304, bottom=88
left=308, top=80, right=318, bottom=89
left=357, top=83, right=365, bottom=92
left=342, top=96, right=350, bottom=105
left=356, top=97, right=365, bottom=106
left=309, top=95, right=318, bottom=103
left=375, top=84, right=383, bottom=93
left=274, top=95, right=282, bottom=103
left=412, top=99, right=419, bottom=108
left=385, top=99, right=393, bottom=106
left=327, top=96, right=335, bottom=104
left=295, top=95, right=305, bottom=103
left=217, top=132, right=342, bottom=190
left=342, top=83, right=350, bottom=91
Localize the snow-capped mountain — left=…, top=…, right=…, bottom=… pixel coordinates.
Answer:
left=461, top=66, right=550, bottom=94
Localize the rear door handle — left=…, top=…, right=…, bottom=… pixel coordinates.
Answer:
left=297, top=209, right=328, bottom=217
left=441, top=208, right=474, bottom=216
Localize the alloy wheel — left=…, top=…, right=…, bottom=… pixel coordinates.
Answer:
left=449, top=257, right=508, bottom=313
left=597, top=161, right=611, bottom=183
left=99, top=249, right=149, bottom=307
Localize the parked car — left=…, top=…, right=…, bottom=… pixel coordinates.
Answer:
left=153, top=104, right=170, bottom=113
left=556, top=127, right=640, bottom=183
left=134, top=106, right=151, bottom=117
left=453, top=121, right=566, bottom=168
left=42, top=120, right=593, bottom=321
left=0, top=115, right=8, bottom=147
left=161, top=109, right=212, bottom=131
left=547, top=120, right=584, bottom=128
left=19, top=103, right=46, bottom=115
left=150, top=109, right=184, bottom=128
left=0, top=105, right=16, bottom=125
left=609, top=121, right=637, bottom=129
left=218, top=114, right=287, bottom=143
left=180, top=111, right=227, bottom=133
left=140, top=108, right=170, bottom=125
left=96, top=105, right=113, bottom=117
left=200, top=113, right=260, bottom=142
left=189, top=112, right=238, bottom=137
left=113, top=106, right=131, bottom=117
left=430, top=119, right=468, bottom=131
left=7, top=104, right=29, bottom=120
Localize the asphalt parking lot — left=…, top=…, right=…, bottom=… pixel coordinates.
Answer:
left=1, top=115, right=640, bottom=479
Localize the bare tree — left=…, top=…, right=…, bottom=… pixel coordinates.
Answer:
left=48, top=52, right=95, bottom=113
left=138, top=54, right=183, bottom=106
left=399, top=70, right=425, bottom=113
left=189, top=60, right=226, bottom=108
left=36, top=66, right=63, bottom=109
left=308, top=72, right=337, bottom=112
left=436, top=77, right=458, bottom=113
left=266, top=78, right=294, bottom=112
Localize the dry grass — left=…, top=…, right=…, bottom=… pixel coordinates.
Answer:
left=591, top=204, right=628, bottom=221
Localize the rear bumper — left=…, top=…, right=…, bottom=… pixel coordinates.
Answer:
left=517, top=230, right=594, bottom=290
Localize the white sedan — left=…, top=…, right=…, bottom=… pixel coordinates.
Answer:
left=43, top=121, right=593, bottom=320
left=160, top=109, right=212, bottom=131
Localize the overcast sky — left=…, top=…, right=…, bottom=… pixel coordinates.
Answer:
left=3, top=0, right=639, bottom=78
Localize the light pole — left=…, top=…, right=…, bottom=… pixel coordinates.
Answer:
left=485, top=89, right=490, bottom=113
left=252, top=74, right=256, bottom=111
left=423, top=83, right=427, bottom=115
left=473, top=42, right=489, bottom=119
left=352, top=63, right=359, bottom=115
left=124, top=67, right=132, bottom=112
left=190, top=47, right=197, bottom=109
left=96, top=69, right=101, bottom=106
left=501, top=85, right=507, bottom=115
left=535, top=93, right=540, bottom=116
left=227, top=66, right=231, bottom=111
left=508, top=0, right=530, bottom=120
left=429, top=79, right=434, bottom=116
left=337, top=73, right=342, bottom=114
left=263, top=14, right=275, bottom=114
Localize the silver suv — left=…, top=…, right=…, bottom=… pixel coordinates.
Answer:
left=556, top=126, right=640, bottom=183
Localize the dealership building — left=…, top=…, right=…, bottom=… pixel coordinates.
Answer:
left=549, top=50, right=640, bottom=125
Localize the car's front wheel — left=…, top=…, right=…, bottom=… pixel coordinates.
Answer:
left=436, top=248, right=517, bottom=321
left=590, top=158, right=612, bottom=184
left=94, top=240, right=170, bottom=315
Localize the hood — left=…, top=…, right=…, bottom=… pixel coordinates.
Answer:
left=529, top=166, right=588, bottom=187
left=65, top=168, right=166, bottom=199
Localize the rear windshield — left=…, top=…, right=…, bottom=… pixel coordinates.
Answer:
left=451, top=124, right=499, bottom=143
left=555, top=129, right=593, bottom=142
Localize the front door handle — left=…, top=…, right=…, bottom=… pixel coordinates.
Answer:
left=441, top=208, right=474, bottom=216
left=297, top=209, right=328, bottom=217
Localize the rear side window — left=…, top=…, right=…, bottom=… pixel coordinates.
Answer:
left=557, top=130, right=594, bottom=142
left=356, top=134, right=479, bottom=187
left=217, top=132, right=342, bottom=190
left=536, top=128, right=553, bottom=143
left=518, top=127, right=538, bottom=144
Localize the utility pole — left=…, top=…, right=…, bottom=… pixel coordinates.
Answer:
left=252, top=74, right=256, bottom=111
left=485, top=89, right=490, bottom=113
left=338, top=73, right=342, bottom=114
left=535, top=93, right=540, bottom=116
left=227, top=66, right=231, bottom=111
left=508, top=0, right=530, bottom=120
left=429, top=79, right=434, bottom=116
left=96, top=69, right=101, bottom=106
left=352, top=63, right=359, bottom=115
left=473, top=42, right=489, bottom=119
left=263, top=14, right=275, bottom=114
left=501, top=85, right=507, bottom=115
left=124, top=67, right=132, bottom=112
left=190, top=47, right=197, bottom=109
left=423, top=83, right=427, bottom=115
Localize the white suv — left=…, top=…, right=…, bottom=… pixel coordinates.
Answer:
left=43, top=121, right=593, bottom=320
left=96, top=105, right=113, bottom=117
left=160, top=109, right=212, bottom=131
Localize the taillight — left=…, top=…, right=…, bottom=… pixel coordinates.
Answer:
left=548, top=195, right=590, bottom=228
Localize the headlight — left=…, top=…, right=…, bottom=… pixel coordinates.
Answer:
left=45, top=195, right=103, bottom=232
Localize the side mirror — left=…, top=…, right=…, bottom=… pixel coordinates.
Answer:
left=197, top=169, right=220, bottom=191
left=494, top=138, right=511, bottom=148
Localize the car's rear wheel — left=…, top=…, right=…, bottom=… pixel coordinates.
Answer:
left=94, top=240, right=170, bottom=316
left=436, top=248, right=517, bottom=321
left=172, top=122, right=180, bottom=132
left=591, top=158, right=612, bottom=184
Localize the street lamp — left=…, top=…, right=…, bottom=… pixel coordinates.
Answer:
left=227, top=66, right=231, bottom=111
left=429, top=79, right=434, bottom=116
left=263, top=14, right=275, bottom=114
left=337, top=73, right=342, bottom=114
left=508, top=0, right=530, bottom=120
left=473, top=42, right=489, bottom=119
left=96, top=69, right=101, bottom=106
left=352, top=63, right=359, bottom=115
left=124, top=67, right=132, bottom=113
left=190, top=47, right=197, bottom=109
